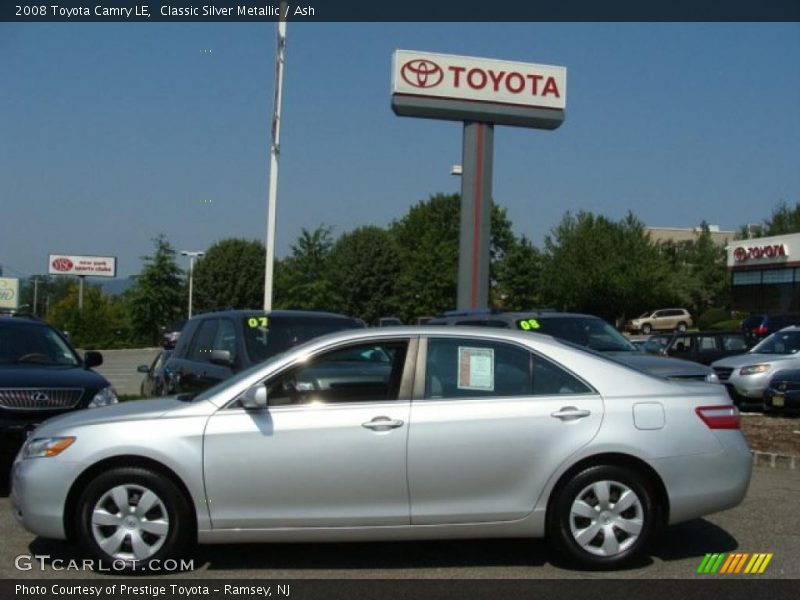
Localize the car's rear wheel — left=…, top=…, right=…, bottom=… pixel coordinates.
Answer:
left=75, top=467, right=192, bottom=570
left=547, top=465, right=658, bottom=569
left=676, top=322, right=688, bottom=333
left=641, top=324, right=652, bottom=335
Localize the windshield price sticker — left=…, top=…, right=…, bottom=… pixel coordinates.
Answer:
left=457, top=347, right=495, bottom=391
left=517, top=319, right=541, bottom=331
left=247, top=316, right=269, bottom=328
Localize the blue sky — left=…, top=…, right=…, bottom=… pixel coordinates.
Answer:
left=1, top=22, right=799, bottom=278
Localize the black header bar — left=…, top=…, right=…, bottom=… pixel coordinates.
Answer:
left=3, top=0, right=800, bottom=22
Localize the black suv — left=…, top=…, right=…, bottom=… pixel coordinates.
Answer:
left=0, top=315, right=117, bottom=458
left=427, top=309, right=718, bottom=382
left=642, top=331, right=750, bottom=365
left=164, top=309, right=365, bottom=395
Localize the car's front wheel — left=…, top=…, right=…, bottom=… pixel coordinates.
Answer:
left=641, top=324, right=652, bottom=335
left=547, top=465, right=658, bottom=569
left=75, top=467, right=192, bottom=570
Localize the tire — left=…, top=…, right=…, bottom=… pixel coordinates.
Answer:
left=547, top=465, right=658, bottom=570
left=641, top=324, right=652, bottom=335
left=75, top=467, right=192, bottom=570
left=676, top=322, right=688, bottom=333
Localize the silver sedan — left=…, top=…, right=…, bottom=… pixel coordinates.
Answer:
left=11, top=327, right=752, bottom=570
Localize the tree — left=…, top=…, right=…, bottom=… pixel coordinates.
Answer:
left=762, top=200, right=800, bottom=236
left=389, top=193, right=517, bottom=320
left=126, top=235, right=185, bottom=345
left=327, top=226, right=402, bottom=323
left=192, top=238, right=266, bottom=311
left=659, top=223, right=729, bottom=315
left=274, top=226, right=336, bottom=310
left=47, top=283, right=131, bottom=348
left=539, top=211, right=672, bottom=323
left=492, top=235, right=543, bottom=310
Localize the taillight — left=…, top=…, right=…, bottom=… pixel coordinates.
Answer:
left=696, top=405, right=741, bottom=429
left=754, top=324, right=768, bottom=336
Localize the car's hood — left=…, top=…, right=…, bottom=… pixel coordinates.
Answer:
left=712, top=353, right=800, bottom=368
left=604, top=351, right=711, bottom=377
left=0, top=365, right=109, bottom=388
left=32, top=397, right=197, bottom=433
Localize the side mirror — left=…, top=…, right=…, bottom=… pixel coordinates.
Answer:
left=239, top=384, right=268, bottom=409
left=137, top=364, right=150, bottom=374
left=84, top=351, right=103, bottom=368
left=210, top=349, right=233, bottom=367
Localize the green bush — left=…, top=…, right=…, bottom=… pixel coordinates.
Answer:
left=710, top=319, right=743, bottom=331
left=697, top=307, right=730, bottom=330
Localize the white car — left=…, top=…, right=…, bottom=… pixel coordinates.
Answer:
left=712, top=326, right=800, bottom=409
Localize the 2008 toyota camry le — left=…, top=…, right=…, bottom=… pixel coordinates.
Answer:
left=11, top=327, right=752, bottom=570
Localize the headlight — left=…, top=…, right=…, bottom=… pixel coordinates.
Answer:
left=22, top=436, right=75, bottom=459
left=705, top=372, right=720, bottom=383
left=89, top=386, right=118, bottom=408
left=740, top=364, right=770, bottom=376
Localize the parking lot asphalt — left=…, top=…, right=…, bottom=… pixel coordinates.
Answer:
left=0, top=466, right=797, bottom=579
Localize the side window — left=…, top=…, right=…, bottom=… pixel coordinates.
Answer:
left=266, top=341, right=409, bottom=406
left=653, top=311, right=665, bottom=319
left=189, top=319, right=219, bottom=362
left=424, top=338, right=592, bottom=400
left=722, top=335, right=747, bottom=351
left=213, top=319, right=238, bottom=362
left=697, top=336, right=718, bottom=352
left=671, top=336, right=691, bottom=353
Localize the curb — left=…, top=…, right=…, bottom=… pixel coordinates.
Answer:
left=752, top=451, right=799, bottom=470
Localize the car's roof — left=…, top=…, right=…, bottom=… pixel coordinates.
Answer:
left=430, top=310, right=604, bottom=322
left=190, top=309, right=357, bottom=320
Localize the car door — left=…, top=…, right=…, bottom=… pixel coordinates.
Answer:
left=407, top=336, right=603, bottom=525
left=202, top=337, right=416, bottom=529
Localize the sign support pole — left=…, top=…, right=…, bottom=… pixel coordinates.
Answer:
left=263, top=2, right=288, bottom=312
left=457, top=121, right=494, bottom=310
left=78, top=275, right=84, bottom=311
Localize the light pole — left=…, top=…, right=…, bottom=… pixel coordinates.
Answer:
left=180, top=251, right=204, bottom=319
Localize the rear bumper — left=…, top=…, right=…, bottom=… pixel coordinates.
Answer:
left=649, top=432, right=753, bottom=525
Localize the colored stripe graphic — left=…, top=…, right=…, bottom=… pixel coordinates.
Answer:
left=697, top=552, right=773, bottom=574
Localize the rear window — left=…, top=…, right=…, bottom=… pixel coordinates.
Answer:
left=520, top=316, right=637, bottom=352
left=243, top=315, right=361, bottom=363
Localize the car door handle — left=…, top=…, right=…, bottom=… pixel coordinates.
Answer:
left=362, top=416, right=405, bottom=430
left=551, top=407, right=592, bottom=420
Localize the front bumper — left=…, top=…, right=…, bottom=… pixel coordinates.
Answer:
left=11, top=455, right=82, bottom=540
left=764, top=389, right=800, bottom=414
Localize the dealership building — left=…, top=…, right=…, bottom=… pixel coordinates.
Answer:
left=727, top=233, right=800, bottom=313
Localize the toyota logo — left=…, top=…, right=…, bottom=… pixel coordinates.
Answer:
left=30, top=392, right=50, bottom=403
left=733, top=247, right=747, bottom=262
left=401, top=59, right=444, bottom=89
left=51, top=257, right=73, bottom=272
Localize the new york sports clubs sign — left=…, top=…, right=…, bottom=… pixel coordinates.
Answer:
left=391, top=50, right=566, bottom=128
left=48, top=254, right=117, bottom=277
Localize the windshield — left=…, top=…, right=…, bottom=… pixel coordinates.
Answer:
left=242, top=315, right=360, bottom=363
left=0, top=321, right=81, bottom=367
left=639, top=311, right=652, bottom=318
left=531, top=316, right=638, bottom=352
left=750, top=330, right=800, bottom=355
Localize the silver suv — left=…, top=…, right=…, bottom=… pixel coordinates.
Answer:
left=627, top=308, right=693, bottom=335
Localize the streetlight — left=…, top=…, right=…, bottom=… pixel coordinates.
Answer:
left=180, top=251, right=205, bottom=318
